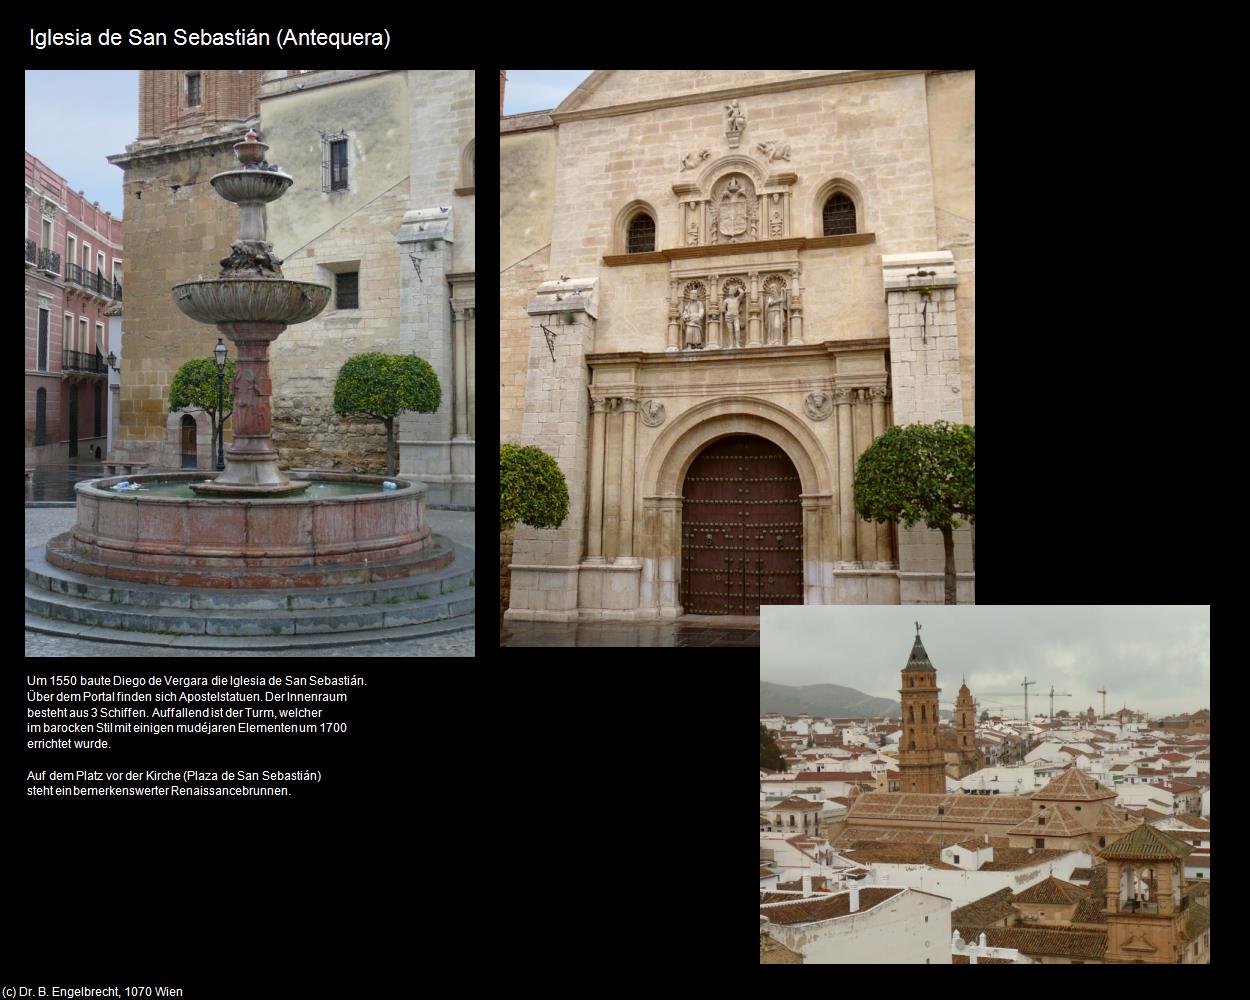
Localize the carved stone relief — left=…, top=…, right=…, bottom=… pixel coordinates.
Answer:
left=681, top=281, right=706, bottom=350
left=804, top=391, right=833, bottom=421
left=721, top=278, right=746, bottom=349
left=640, top=399, right=667, bottom=427
left=725, top=100, right=747, bottom=148
left=757, top=140, right=791, bottom=163
left=762, top=275, right=789, bottom=345
left=680, top=149, right=710, bottom=172
left=710, top=174, right=757, bottom=246
left=768, top=193, right=783, bottom=238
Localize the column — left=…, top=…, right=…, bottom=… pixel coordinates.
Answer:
left=465, top=309, right=476, bottom=439
left=666, top=280, right=680, bottom=352
left=788, top=268, right=804, bottom=344
left=853, top=389, right=876, bottom=562
left=706, top=274, right=721, bottom=349
left=747, top=271, right=762, bottom=347
left=602, top=397, right=623, bottom=559
left=585, top=397, right=607, bottom=563
left=834, top=387, right=856, bottom=564
left=618, top=396, right=638, bottom=561
left=452, top=307, right=469, bottom=439
left=869, top=386, right=894, bottom=564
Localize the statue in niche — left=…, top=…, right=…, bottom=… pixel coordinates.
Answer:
left=680, top=149, right=710, bottom=172
left=725, top=100, right=746, bottom=135
left=765, top=281, right=788, bottom=344
left=686, top=208, right=700, bottom=247
left=682, top=289, right=705, bottom=350
left=769, top=194, right=783, bottom=238
left=722, top=285, right=744, bottom=348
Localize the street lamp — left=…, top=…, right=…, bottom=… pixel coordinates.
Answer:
left=213, top=338, right=227, bottom=471
left=105, top=351, right=120, bottom=374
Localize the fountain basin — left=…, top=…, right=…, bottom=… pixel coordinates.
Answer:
left=47, top=472, right=444, bottom=588
left=172, top=277, right=331, bottom=326
left=210, top=168, right=293, bottom=204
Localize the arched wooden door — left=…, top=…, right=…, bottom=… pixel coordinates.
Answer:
left=680, top=434, right=803, bottom=615
left=180, top=415, right=197, bottom=469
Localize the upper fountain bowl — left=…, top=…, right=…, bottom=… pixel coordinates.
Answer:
left=210, top=169, right=293, bottom=204
left=172, top=278, right=331, bottom=326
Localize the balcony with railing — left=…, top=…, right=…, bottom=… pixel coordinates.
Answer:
left=64, top=261, right=122, bottom=300
left=37, top=247, right=60, bottom=275
left=25, top=238, right=37, bottom=266
left=62, top=349, right=106, bottom=376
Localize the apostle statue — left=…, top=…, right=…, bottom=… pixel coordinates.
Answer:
left=765, top=284, right=788, bottom=344
left=682, top=291, right=705, bottom=350
left=722, top=286, right=744, bottom=348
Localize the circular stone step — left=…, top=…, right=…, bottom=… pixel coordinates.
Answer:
left=25, top=537, right=474, bottom=647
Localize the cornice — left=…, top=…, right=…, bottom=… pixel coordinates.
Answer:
left=603, top=233, right=875, bottom=266
left=551, top=71, right=924, bottom=125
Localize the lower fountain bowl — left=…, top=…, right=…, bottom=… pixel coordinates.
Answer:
left=49, top=472, right=437, bottom=588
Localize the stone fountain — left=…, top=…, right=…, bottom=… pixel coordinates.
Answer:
left=174, top=128, right=328, bottom=497
left=25, top=130, right=476, bottom=646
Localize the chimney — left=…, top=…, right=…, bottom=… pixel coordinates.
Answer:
left=801, top=874, right=812, bottom=897
left=849, top=887, right=860, bottom=912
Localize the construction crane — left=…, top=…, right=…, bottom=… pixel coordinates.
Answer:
left=1047, top=685, right=1073, bottom=721
left=1097, top=688, right=1107, bottom=719
left=980, top=677, right=1038, bottom=722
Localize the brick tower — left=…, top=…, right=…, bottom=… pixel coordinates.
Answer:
left=955, top=679, right=979, bottom=776
left=1099, top=822, right=1196, bottom=963
left=898, top=623, right=947, bottom=794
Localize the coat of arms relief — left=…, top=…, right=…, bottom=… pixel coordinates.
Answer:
left=709, top=174, right=757, bottom=246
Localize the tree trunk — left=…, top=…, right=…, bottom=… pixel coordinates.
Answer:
left=941, top=523, right=956, bottom=605
left=384, top=417, right=396, bottom=475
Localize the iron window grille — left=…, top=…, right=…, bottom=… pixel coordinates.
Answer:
left=335, top=272, right=359, bottom=310
left=627, top=214, right=656, bottom=254
left=319, top=130, right=350, bottom=193
left=822, top=193, right=856, bottom=236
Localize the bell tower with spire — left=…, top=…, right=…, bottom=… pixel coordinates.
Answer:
left=898, top=623, right=947, bottom=794
left=955, top=677, right=979, bottom=775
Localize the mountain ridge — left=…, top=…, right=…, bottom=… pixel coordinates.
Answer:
left=760, top=681, right=954, bottom=720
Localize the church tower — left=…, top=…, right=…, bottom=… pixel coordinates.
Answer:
left=955, top=679, right=978, bottom=775
left=898, top=623, right=947, bottom=794
left=1099, top=822, right=1195, bottom=963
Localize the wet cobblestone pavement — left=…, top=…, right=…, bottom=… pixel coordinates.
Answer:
left=499, top=618, right=759, bottom=647
left=25, top=461, right=112, bottom=503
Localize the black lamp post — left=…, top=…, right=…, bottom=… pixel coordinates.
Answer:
left=213, top=338, right=227, bottom=471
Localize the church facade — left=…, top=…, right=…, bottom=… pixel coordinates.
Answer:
left=501, top=70, right=974, bottom=621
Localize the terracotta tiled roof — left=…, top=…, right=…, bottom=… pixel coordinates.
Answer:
left=953, top=926, right=1107, bottom=960
left=769, top=796, right=821, bottom=811
left=795, top=771, right=876, bottom=783
left=761, top=866, right=775, bottom=879
left=1014, top=876, right=1087, bottom=905
left=1007, top=803, right=1087, bottom=838
left=952, top=955, right=970, bottom=963
left=1032, top=768, right=1117, bottom=802
left=954, top=837, right=988, bottom=852
left=1068, top=867, right=1095, bottom=882
left=1098, top=821, right=1193, bottom=861
left=1172, top=813, right=1210, bottom=830
left=1070, top=896, right=1108, bottom=925
left=760, top=888, right=903, bottom=924
left=1090, top=809, right=1137, bottom=837
left=1183, top=898, right=1211, bottom=942
left=978, top=848, right=1070, bottom=871
left=846, top=791, right=1033, bottom=824
left=951, top=887, right=1016, bottom=926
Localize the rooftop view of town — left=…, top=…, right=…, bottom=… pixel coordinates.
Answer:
left=760, top=609, right=1210, bottom=965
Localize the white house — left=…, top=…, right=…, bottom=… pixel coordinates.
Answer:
left=760, top=886, right=951, bottom=964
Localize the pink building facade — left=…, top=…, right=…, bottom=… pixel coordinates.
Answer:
left=25, top=151, right=123, bottom=463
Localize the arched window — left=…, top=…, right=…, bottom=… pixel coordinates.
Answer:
left=627, top=213, right=655, bottom=254
left=921, top=705, right=926, bottom=721
left=908, top=705, right=914, bottom=721
left=910, top=739, right=916, bottom=750
left=822, top=192, right=856, bottom=236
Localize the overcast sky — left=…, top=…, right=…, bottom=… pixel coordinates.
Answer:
left=26, top=71, right=138, bottom=218
left=503, top=70, right=592, bottom=115
left=760, top=606, right=1209, bottom=719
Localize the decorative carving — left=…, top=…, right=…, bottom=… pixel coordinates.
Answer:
left=757, top=140, right=792, bottom=163
left=763, top=275, right=788, bottom=345
left=832, top=386, right=854, bottom=404
left=721, top=279, right=746, bottom=349
left=41, top=197, right=57, bottom=220
left=681, top=284, right=705, bottom=350
left=219, top=239, right=285, bottom=277
left=686, top=205, right=700, bottom=246
left=640, top=399, right=666, bottom=427
left=604, top=397, right=623, bottom=413
left=869, top=386, right=889, bottom=403
left=680, top=149, right=710, bottom=172
left=768, top=193, right=783, bottom=238
left=725, top=100, right=747, bottom=148
left=804, top=391, right=833, bottom=421
left=711, top=174, right=757, bottom=246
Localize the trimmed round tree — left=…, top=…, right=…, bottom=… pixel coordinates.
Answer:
left=854, top=420, right=975, bottom=604
left=169, top=356, right=237, bottom=466
left=332, top=353, right=441, bottom=475
left=500, top=444, right=569, bottom=533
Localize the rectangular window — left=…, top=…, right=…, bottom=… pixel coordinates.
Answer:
left=37, top=309, right=49, bottom=371
left=1035, top=838, right=1044, bottom=849
left=335, top=271, right=358, bottom=310
left=67, top=235, right=76, bottom=273
left=83, top=242, right=91, bottom=269
left=41, top=217, right=52, bottom=250
left=97, top=250, right=105, bottom=277
left=96, top=322, right=105, bottom=354
left=187, top=73, right=201, bottom=107
left=80, top=317, right=88, bottom=355
left=330, top=140, right=349, bottom=191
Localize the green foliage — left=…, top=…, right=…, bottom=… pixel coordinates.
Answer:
left=759, top=724, right=787, bottom=772
left=169, top=357, right=236, bottom=416
left=332, top=353, right=441, bottom=420
left=499, top=444, right=569, bottom=532
left=853, top=421, right=975, bottom=531
left=980, top=710, right=990, bottom=723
